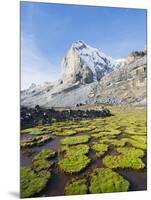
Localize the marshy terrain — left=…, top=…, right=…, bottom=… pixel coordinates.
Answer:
left=20, top=105, right=147, bottom=198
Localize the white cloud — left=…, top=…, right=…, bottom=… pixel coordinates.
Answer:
left=21, top=33, right=60, bottom=90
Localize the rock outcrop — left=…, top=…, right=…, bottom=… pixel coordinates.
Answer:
left=21, top=106, right=112, bottom=128
left=95, top=53, right=147, bottom=105
left=126, top=51, right=146, bottom=65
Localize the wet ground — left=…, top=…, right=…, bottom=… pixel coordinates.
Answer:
left=20, top=129, right=147, bottom=197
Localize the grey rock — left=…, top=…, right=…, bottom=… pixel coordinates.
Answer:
left=95, top=55, right=147, bottom=105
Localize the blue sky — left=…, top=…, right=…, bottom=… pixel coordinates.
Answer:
left=21, top=1, right=147, bottom=89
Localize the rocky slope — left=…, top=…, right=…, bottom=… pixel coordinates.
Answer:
left=21, top=41, right=146, bottom=108
left=94, top=54, right=147, bottom=105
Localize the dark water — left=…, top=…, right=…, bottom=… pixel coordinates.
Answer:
left=20, top=131, right=147, bottom=197
left=20, top=133, right=61, bottom=167
left=116, top=155, right=147, bottom=191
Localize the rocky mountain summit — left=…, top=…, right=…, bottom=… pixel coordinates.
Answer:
left=21, top=41, right=147, bottom=108
left=61, top=40, right=125, bottom=84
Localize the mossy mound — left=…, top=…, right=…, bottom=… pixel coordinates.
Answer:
left=80, top=119, right=91, bottom=125
left=91, top=132, right=105, bottom=138
left=121, top=138, right=147, bottom=150
left=128, top=139, right=147, bottom=150
left=103, top=154, right=145, bottom=169
left=58, top=155, right=91, bottom=173
left=21, top=135, right=52, bottom=148
left=35, top=135, right=52, bottom=145
left=91, top=142, right=108, bottom=157
left=135, top=126, right=147, bottom=133
left=32, top=149, right=56, bottom=173
left=89, top=168, right=129, bottom=193
left=65, top=178, right=88, bottom=195
left=74, top=127, right=94, bottom=133
left=101, top=135, right=117, bottom=139
left=33, top=148, right=56, bottom=161
left=52, top=130, right=77, bottom=136
left=21, top=127, right=46, bottom=135
left=32, top=159, right=53, bottom=172
left=90, top=128, right=104, bottom=134
left=100, top=138, right=126, bottom=147
left=21, top=149, right=56, bottom=197
left=103, top=129, right=121, bottom=135
left=125, top=130, right=146, bottom=136
left=129, top=135, right=147, bottom=143
left=69, top=124, right=83, bottom=129
left=91, top=130, right=120, bottom=138
left=125, top=126, right=146, bottom=136
left=116, top=147, right=144, bottom=158
left=20, top=166, right=50, bottom=198
left=61, top=135, right=90, bottom=145
left=61, top=144, right=89, bottom=156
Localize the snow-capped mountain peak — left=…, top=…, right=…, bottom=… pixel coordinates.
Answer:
left=21, top=40, right=146, bottom=108
left=61, top=40, right=125, bottom=84
left=72, top=40, right=107, bottom=59
left=71, top=40, right=87, bottom=50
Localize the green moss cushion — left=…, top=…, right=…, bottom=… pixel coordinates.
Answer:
left=61, top=135, right=90, bottom=145
left=89, top=168, right=129, bottom=193
left=91, top=142, right=108, bottom=157
left=33, top=149, right=56, bottom=161
left=116, top=147, right=144, bottom=157
left=20, top=167, right=50, bottom=198
left=61, top=144, right=89, bottom=156
left=58, top=155, right=91, bottom=173
left=103, top=154, right=145, bottom=169
left=65, top=178, right=88, bottom=195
